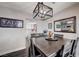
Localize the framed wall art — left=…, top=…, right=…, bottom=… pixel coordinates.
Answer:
left=48, top=23, right=52, bottom=29
left=54, top=16, right=76, bottom=33
left=0, top=17, right=23, bottom=28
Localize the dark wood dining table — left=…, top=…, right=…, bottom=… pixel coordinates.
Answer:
left=32, top=37, right=64, bottom=56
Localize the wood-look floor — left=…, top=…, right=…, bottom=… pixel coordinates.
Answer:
left=0, top=49, right=28, bottom=57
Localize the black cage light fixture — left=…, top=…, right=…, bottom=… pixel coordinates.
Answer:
left=33, top=2, right=53, bottom=20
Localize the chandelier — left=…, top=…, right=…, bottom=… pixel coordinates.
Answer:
left=33, top=2, right=53, bottom=20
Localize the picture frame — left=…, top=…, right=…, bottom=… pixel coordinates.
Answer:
left=54, top=16, right=76, bottom=33
left=0, top=17, right=23, bottom=28
left=48, top=23, right=52, bottom=29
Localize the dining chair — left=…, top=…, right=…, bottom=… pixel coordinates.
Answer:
left=25, top=36, right=31, bottom=57
left=28, top=37, right=36, bottom=57
left=70, top=38, right=79, bottom=57
left=62, top=39, right=74, bottom=57
left=62, top=38, right=79, bottom=57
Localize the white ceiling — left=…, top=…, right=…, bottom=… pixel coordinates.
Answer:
left=0, top=2, right=78, bottom=20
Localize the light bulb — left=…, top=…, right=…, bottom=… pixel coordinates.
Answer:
left=40, top=10, right=43, bottom=13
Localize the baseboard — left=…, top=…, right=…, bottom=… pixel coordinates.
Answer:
left=0, top=47, right=26, bottom=56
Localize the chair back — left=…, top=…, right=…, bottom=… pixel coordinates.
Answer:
left=63, top=39, right=74, bottom=57
left=70, top=38, right=79, bottom=57
left=62, top=38, right=79, bottom=57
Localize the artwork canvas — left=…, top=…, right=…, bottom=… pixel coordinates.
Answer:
left=0, top=17, right=23, bottom=28
left=48, top=23, right=52, bottom=29
left=54, top=21, right=61, bottom=31
left=32, top=24, right=37, bottom=32
left=54, top=16, right=76, bottom=33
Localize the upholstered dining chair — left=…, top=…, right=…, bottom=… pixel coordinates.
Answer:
left=62, top=38, right=78, bottom=57
left=26, top=34, right=36, bottom=57
left=26, top=35, right=31, bottom=57
left=28, top=37, right=35, bottom=57
left=62, top=39, right=74, bottom=57
left=70, top=38, right=79, bottom=57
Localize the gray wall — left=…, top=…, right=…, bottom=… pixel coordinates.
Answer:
left=45, top=4, right=79, bottom=56
left=0, top=6, right=29, bottom=55
left=0, top=6, right=46, bottom=56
